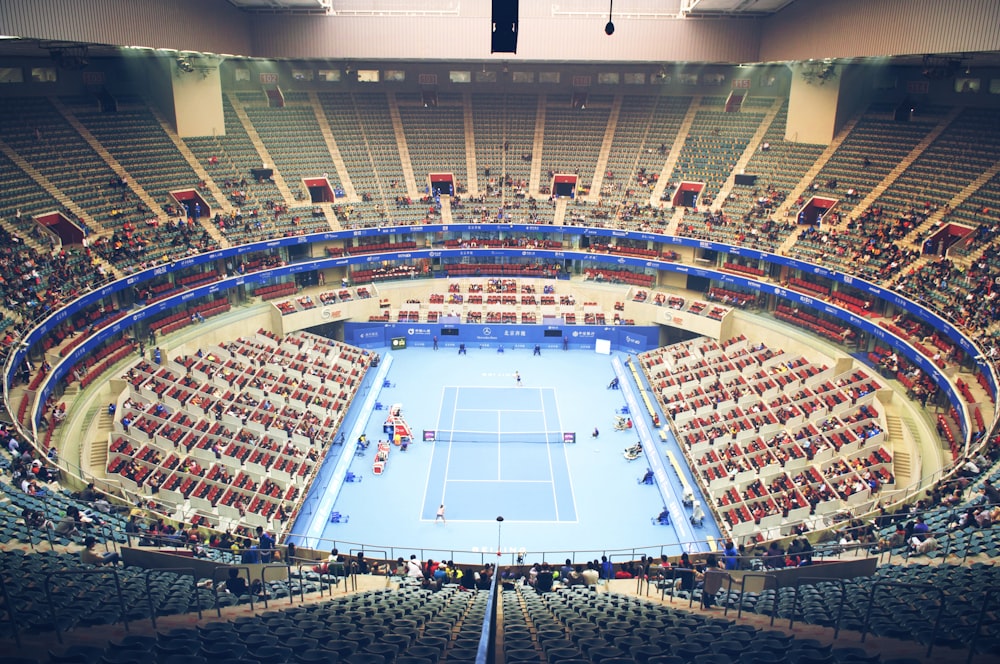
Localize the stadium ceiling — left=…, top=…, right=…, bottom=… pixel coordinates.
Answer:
left=679, top=0, right=798, bottom=16
left=223, top=0, right=798, bottom=16
left=226, top=0, right=332, bottom=12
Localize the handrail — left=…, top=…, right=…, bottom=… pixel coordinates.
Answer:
left=0, top=570, right=21, bottom=648
left=258, top=563, right=294, bottom=609
left=44, top=568, right=129, bottom=643
left=211, top=565, right=254, bottom=616
left=733, top=572, right=777, bottom=625
left=144, top=566, right=201, bottom=629
left=350, top=547, right=388, bottom=577
left=292, top=560, right=314, bottom=601
left=660, top=566, right=695, bottom=603
left=702, top=569, right=733, bottom=612
left=967, top=587, right=997, bottom=664
left=790, top=576, right=846, bottom=639
left=861, top=580, right=945, bottom=658
left=474, top=564, right=500, bottom=664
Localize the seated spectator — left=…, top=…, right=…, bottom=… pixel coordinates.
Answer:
left=80, top=536, right=120, bottom=566
left=911, top=534, right=939, bottom=555
left=580, top=562, right=599, bottom=586
left=535, top=564, right=554, bottom=592
left=982, top=479, right=1000, bottom=505
left=53, top=506, right=84, bottom=538
left=21, top=507, right=52, bottom=532
left=225, top=567, right=261, bottom=598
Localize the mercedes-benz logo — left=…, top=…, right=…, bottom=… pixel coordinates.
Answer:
left=483, top=327, right=491, bottom=336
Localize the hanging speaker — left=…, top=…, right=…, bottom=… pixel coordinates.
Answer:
left=491, top=0, right=518, bottom=54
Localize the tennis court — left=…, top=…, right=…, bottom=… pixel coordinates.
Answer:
left=290, top=348, right=719, bottom=559
left=421, top=386, right=577, bottom=522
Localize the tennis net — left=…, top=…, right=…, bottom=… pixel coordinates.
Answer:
left=430, top=429, right=565, bottom=444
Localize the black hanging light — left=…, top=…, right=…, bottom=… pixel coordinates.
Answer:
left=605, top=0, right=615, bottom=35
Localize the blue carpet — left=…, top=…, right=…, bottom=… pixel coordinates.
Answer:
left=289, top=346, right=721, bottom=562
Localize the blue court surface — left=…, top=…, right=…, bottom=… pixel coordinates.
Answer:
left=423, top=386, right=576, bottom=522
left=289, top=347, right=722, bottom=562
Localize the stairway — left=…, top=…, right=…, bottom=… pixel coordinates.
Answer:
left=846, top=106, right=963, bottom=220
left=908, top=156, right=1000, bottom=253
left=553, top=197, right=568, bottom=225
left=308, top=91, right=358, bottom=202
left=885, top=255, right=930, bottom=288
left=775, top=225, right=807, bottom=256
left=94, top=255, right=125, bottom=282
left=664, top=206, right=689, bottom=236
left=319, top=204, right=341, bottom=232
left=772, top=112, right=865, bottom=221
left=0, top=216, right=48, bottom=253
left=712, top=98, right=785, bottom=209
left=587, top=95, right=623, bottom=203
left=89, top=404, right=114, bottom=474
left=900, top=413, right=925, bottom=483
left=884, top=414, right=911, bottom=488
left=386, top=92, right=419, bottom=200
left=529, top=95, right=547, bottom=196
left=892, top=449, right=912, bottom=488
left=463, top=92, right=479, bottom=197
left=50, top=97, right=166, bottom=220
left=0, top=136, right=101, bottom=233
left=146, top=104, right=231, bottom=213
left=440, top=196, right=454, bottom=224
left=649, top=96, right=702, bottom=206
left=225, top=92, right=297, bottom=207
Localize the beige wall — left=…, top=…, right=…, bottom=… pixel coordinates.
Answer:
left=172, top=62, right=225, bottom=138
left=3, top=0, right=999, bottom=65
left=785, top=64, right=842, bottom=145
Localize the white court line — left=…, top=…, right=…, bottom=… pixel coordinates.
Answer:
left=438, top=430, right=564, bottom=436
left=417, top=517, right=574, bottom=524
left=454, top=407, right=546, bottom=413
left=551, top=387, right=579, bottom=521
left=447, top=478, right=554, bottom=484
left=440, top=387, right=460, bottom=507
left=541, top=388, right=559, bottom=520
left=496, top=410, right=502, bottom=480
left=419, top=385, right=448, bottom=520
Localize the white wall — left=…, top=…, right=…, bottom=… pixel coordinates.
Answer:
left=2, top=0, right=999, bottom=64
left=761, top=0, right=1000, bottom=63
left=833, top=64, right=873, bottom=135
left=172, top=62, right=225, bottom=138
left=785, top=64, right=842, bottom=145
left=0, top=0, right=251, bottom=55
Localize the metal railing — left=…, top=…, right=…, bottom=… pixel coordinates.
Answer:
left=145, top=566, right=202, bottom=629
left=44, top=568, right=129, bottom=644
left=0, top=571, right=20, bottom=648
left=861, top=580, right=945, bottom=658
left=211, top=565, right=255, bottom=616
left=967, top=587, right=998, bottom=664
left=789, top=576, right=846, bottom=639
